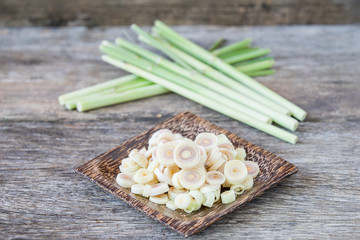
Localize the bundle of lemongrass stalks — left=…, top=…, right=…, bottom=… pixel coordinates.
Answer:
left=58, top=21, right=307, bottom=144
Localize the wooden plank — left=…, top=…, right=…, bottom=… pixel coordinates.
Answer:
left=0, top=0, right=359, bottom=27
left=1, top=25, right=360, bottom=239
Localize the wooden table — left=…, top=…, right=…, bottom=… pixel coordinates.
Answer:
left=1, top=25, right=359, bottom=239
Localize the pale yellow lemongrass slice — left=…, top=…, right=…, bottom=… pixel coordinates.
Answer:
left=203, top=192, right=215, bottom=207
left=197, top=146, right=207, bottom=166
left=152, top=129, right=173, bottom=139
left=219, top=148, right=237, bottom=161
left=184, top=199, right=200, bottom=213
left=244, top=161, right=259, bottom=178
left=174, top=193, right=192, bottom=209
left=130, top=152, right=149, bottom=168
left=221, top=190, right=236, bottom=204
left=195, top=133, right=218, bottom=153
left=166, top=200, right=177, bottom=210
left=116, top=173, right=134, bottom=188
left=164, top=165, right=180, bottom=178
left=168, top=187, right=189, bottom=200
left=214, top=189, right=221, bottom=202
left=172, top=172, right=183, bottom=189
left=174, top=140, right=202, bottom=169
left=217, top=134, right=235, bottom=151
left=178, top=168, right=206, bottom=190
left=144, top=148, right=152, bottom=160
left=156, top=131, right=175, bottom=145
left=235, top=147, right=246, bottom=161
left=206, top=171, right=226, bottom=185
left=224, top=160, right=248, bottom=185
left=147, top=178, right=159, bottom=185
left=189, top=190, right=205, bottom=205
left=119, top=157, right=140, bottom=173
left=217, top=162, right=226, bottom=174
left=133, top=168, right=154, bottom=184
left=139, top=147, right=147, bottom=155
left=149, top=182, right=169, bottom=196
left=154, top=167, right=173, bottom=185
left=147, top=158, right=160, bottom=173
left=200, top=184, right=220, bottom=193
left=206, top=149, right=223, bottom=168
left=131, top=184, right=145, bottom=195
left=149, top=193, right=169, bottom=204
left=240, top=175, right=254, bottom=190
left=208, top=157, right=226, bottom=171
left=174, top=133, right=184, bottom=140
left=142, top=184, right=152, bottom=198
left=230, top=184, right=245, bottom=195
left=156, top=141, right=177, bottom=166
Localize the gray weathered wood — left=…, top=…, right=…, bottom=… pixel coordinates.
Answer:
left=1, top=25, right=360, bottom=239
left=0, top=0, right=360, bottom=27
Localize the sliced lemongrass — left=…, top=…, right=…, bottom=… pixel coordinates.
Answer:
left=203, top=192, right=216, bottom=208
left=144, top=149, right=152, bottom=160
left=217, top=134, right=234, bottom=150
left=244, top=161, right=260, bottom=178
left=206, top=149, right=223, bottom=168
left=206, top=171, right=226, bottom=185
left=178, top=168, right=206, bottom=190
left=224, top=160, right=248, bottom=185
left=166, top=200, right=177, bottom=210
left=235, top=148, right=246, bottom=161
left=208, top=157, right=226, bottom=171
left=220, top=148, right=237, bottom=161
left=119, top=158, right=141, bottom=173
left=154, top=167, right=173, bottom=185
left=149, top=193, right=169, bottom=204
left=142, top=184, right=152, bottom=197
left=147, top=178, right=159, bottom=186
left=168, top=187, right=189, bottom=200
left=217, top=162, right=226, bottom=174
left=184, top=199, right=199, bottom=213
left=156, top=141, right=177, bottom=166
left=195, top=133, right=218, bottom=153
left=148, top=182, right=169, bottom=196
left=116, top=173, right=134, bottom=188
left=174, top=193, right=192, bottom=209
left=200, top=184, right=220, bottom=193
left=130, top=152, right=148, bottom=168
left=131, top=184, right=145, bottom=195
left=147, top=158, right=159, bottom=173
left=221, top=190, right=236, bottom=204
left=133, top=168, right=154, bottom=184
left=230, top=184, right=245, bottom=195
left=174, top=140, right=202, bottom=169
left=241, top=175, right=254, bottom=190
left=164, top=165, right=180, bottom=178
left=139, top=147, right=147, bottom=155
left=198, top=146, right=207, bottom=166
left=214, top=189, right=221, bottom=203
left=174, top=133, right=184, bottom=140
left=156, top=131, right=175, bottom=145
left=172, top=172, right=183, bottom=189
left=189, top=190, right=205, bottom=205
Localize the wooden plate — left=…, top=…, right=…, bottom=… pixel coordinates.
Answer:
left=75, top=112, right=298, bottom=237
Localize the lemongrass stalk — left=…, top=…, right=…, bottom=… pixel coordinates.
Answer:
left=247, top=69, right=275, bottom=77
left=222, top=48, right=271, bottom=64
left=65, top=89, right=113, bottom=110
left=77, top=84, right=169, bottom=112
left=216, top=47, right=254, bottom=59
left=154, top=20, right=307, bottom=121
left=102, top=55, right=298, bottom=144
left=208, top=38, right=225, bottom=51
left=235, top=57, right=275, bottom=73
left=100, top=44, right=271, bottom=124
left=212, top=39, right=252, bottom=56
left=112, top=39, right=298, bottom=130
left=58, top=75, right=139, bottom=105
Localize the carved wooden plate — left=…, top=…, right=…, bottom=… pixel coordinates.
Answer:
left=76, top=112, right=298, bottom=237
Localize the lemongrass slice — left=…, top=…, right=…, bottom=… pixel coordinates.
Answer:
left=200, top=184, right=220, bottom=193
left=168, top=187, right=189, bottom=200
left=133, top=168, right=154, bottom=184
left=142, top=184, right=152, bottom=198
left=152, top=129, right=173, bottom=139
left=129, top=149, right=139, bottom=157
left=147, top=158, right=159, bottom=173
left=195, top=133, right=218, bottom=153
left=198, top=146, right=207, bottom=166
left=149, top=193, right=169, bottom=204
left=164, top=165, right=180, bottom=178
left=172, top=172, right=183, bottom=189
left=174, top=193, right=192, bottom=209
left=174, top=140, right=202, bottom=169
left=219, top=148, right=237, bottom=161
left=221, top=190, right=236, bottom=204
left=139, top=147, right=147, bottom=155
left=214, top=189, right=221, bottom=203
left=144, top=149, right=152, bottom=160
left=224, top=160, right=248, bottom=185
left=203, top=192, right=215, bottom=207
left=208, top=157, right=226, bottom=171
left=184, top=199, right=200, bottom=213
left=147, top=178, right=159, bottom=185
left=156, top=131, right=175, bottom=145
left=217, top=162, right=226, bottom=174
left=174, top=133, right=184, bottom=140
left=230, top=184, right=245, bottom=195
left=206, top=149, right=223, bottom=168
left=244, top=161, right=259, bottom=178
left=166, top=200, right=177, bottom=210
left=156, top=141, right=177, bottom=166
left=206, top=171, right=226, bottom=185
left=189, top=190, right=205, bottom=205
left=131, top=184, right=145, bottom=195
left=217, top=134, right=235, bottom=151
left=116, top=173, right=134, bottom=188
left=240, top=175, right=254, bottom=190
left=235, top=147, right=246, bottom=161
left=130, top=152, right=148, bottom=168
left=119, top=158, right=140, bottom=173
left=154, top=167, right=173, bottom=185
left=178, top=168, right=206, bottom=190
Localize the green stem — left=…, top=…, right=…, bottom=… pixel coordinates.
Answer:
left=212, top=39, right=252, bottom=56
left=222, top=48, right=271, bottom=64
left=235, top=57, right=275, bottom=73
left=102, top=55, right=298, bottom=144
left=208, top=38, right=225, bottom=51
left=247, top=69, right=275, bottom=77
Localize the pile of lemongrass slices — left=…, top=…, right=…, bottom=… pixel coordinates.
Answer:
left=116, top=129, right=259, bottom=213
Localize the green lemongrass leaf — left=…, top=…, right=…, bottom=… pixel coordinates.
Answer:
left=208, top=38, right=226, bottom=51
left=247, top=69, right=275, bottom=77
left=212, top=38, right=252, bottom=56
left=235, top=57, right=275, bottom=73
left=222, top=48, right=271, bottom=64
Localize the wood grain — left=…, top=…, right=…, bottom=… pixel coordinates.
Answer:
left=76, top=112, right=298, bottom=237
left=0, top=0, right=359, bottom=27
left=1, top=25, right=360, bottom=239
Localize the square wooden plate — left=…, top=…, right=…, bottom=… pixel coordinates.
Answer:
left=75, top=112, right=298, bottom=237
